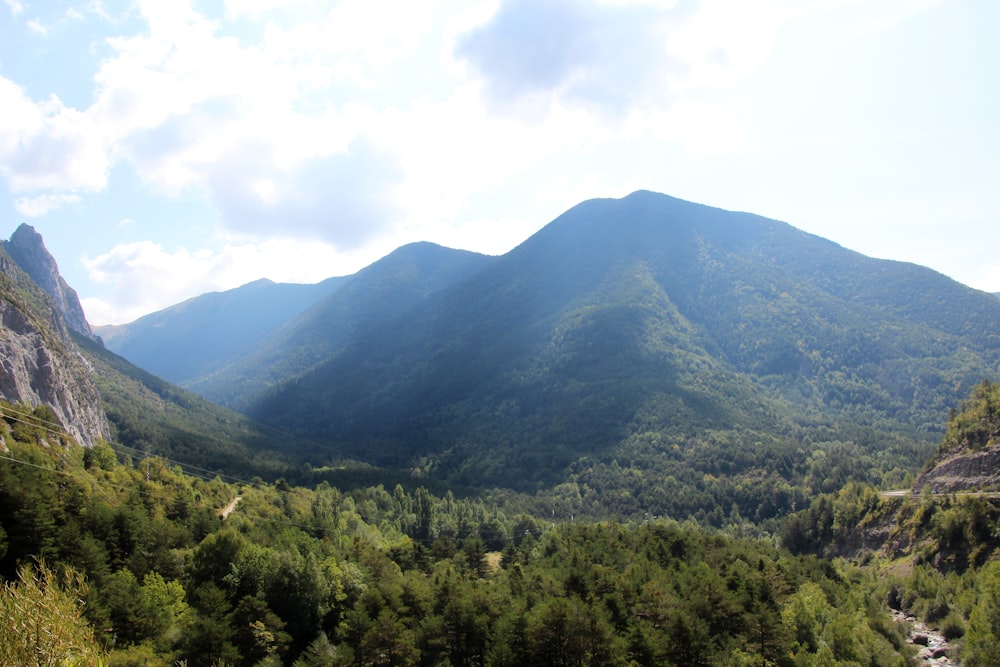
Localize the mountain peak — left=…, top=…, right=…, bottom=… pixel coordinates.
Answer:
left=9, top=222, right=42, bottom=244
left=3, top=223, right=95, bottom=340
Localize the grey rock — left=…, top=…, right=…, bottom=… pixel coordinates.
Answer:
left=0, top=243, right=109, bottom=446
left=2, top=223, right=96, bottom=340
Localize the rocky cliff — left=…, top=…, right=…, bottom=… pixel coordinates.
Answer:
left=911, top=381, right=1000, bottom=493
left=913, top=446, right=1000, bottom=493
left=0, top=244, right=108, bottom=446
left=2, top=224, right=96, bottom=340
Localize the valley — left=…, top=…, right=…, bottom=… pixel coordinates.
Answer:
left=3, top=191, right=1000, bottom=665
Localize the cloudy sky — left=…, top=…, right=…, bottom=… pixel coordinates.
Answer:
left=1, top=0, right=997, bottom=325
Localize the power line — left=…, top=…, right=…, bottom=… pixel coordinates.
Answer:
left=0, top=409, right=209, bottom=484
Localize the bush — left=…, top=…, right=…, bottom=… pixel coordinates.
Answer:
left=0, top=561, right=107, bottom=667
left=940, top=612, right=965, bottom=641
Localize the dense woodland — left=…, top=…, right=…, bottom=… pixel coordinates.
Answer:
left=4, top=391, right=1000, bottom=666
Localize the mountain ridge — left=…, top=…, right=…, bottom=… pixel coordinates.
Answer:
left=54, top=190, right=1000, bottom=518
left=223, top=191, right=1000, bottom=515
left=0, top=223, right=319, bottom=476
left=184, top=241, right=493, bottom=410
left=96, top=274, right=348, bottom=386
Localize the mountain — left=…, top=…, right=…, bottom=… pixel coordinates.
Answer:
left=71, top=190, right=1000, bottom=520
left=0, top=242, right=108, bottom=445
left=185, top=242, right=492, bottom=410
left=70, top=331, right=316, bottom=477
left=0, top=225, right=317, bottom=476
left=220, top=191, right=1000, bottom=516
left=96, top=276, right=347, bottom=386
left=2, top=224, right=95, bottom=340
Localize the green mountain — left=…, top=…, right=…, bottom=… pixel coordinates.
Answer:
left=96, top=276, right=347, bottom=386
left=230, top=191, right=1000, bottom=518
left=50, top=190, right=1000, bottom=520
left=186, top=241, right=492, bottom=411
left=71, top=332, right=316, bottom=478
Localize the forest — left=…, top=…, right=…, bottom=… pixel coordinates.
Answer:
left=4, top=394, right=1000, bottom=666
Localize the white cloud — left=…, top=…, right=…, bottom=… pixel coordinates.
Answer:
left=454, top=0, right=695, bottom=115
left=14, top=193, right=82, bottom=217
left=664, top=0, right=789, bottom=91
left=27, top=18, right=47, bottom=35
left=204, top=140, right=402, bottom=246
left=844, top=0, right=949, bottom=38
left=973, top=266, right=1000, bottom=296
left=1, top=0, right=779, bottom=253
left=221, top=0, right=322, bottom=21
left=8, top=0, right=996, bottom=321
left=3, top=0, right=23, bottom=16
left=0, top=77, right=112, bottom=193
left=81, top=0, right=408, bottom=245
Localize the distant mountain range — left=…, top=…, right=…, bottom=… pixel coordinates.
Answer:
left=94, top=191, right=1000, bottom=518
left=96, top=276, right=348, bottom=386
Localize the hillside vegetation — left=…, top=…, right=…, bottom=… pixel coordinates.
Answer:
left=777, top=382, right=1000, bottom=664
left=933, top=380, right=1000, bottom=458
left=1, top=403, right=925, bottom=667
left=71, top=332, right=318, bottom=480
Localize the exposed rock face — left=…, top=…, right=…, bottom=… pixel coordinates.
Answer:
left=0, top=246, right=109, bottom=446
left=913, top=446, right=1000, bottom=493
left=2, top=223, right=96, bottom=340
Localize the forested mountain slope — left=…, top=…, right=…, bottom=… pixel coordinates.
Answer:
left=72, top=332, right=317, bottom=478
left=239, top=191, right=1000, bottom=516
left=96, top=276, right=348, bottom=386
left=185, top=242, right=492, bottom=410
left=913, top=380, right=1000, bottom=493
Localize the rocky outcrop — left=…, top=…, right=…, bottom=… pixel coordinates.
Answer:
left=2, top=224, right=96, bottom=340
left=0, top=246, right=109, bottom=446
left=914, top=446, right=1000, bottom=493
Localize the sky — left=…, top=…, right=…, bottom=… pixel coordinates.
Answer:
left=1, top=0, right=998, bottom=325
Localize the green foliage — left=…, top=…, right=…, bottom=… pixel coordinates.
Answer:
left=935, top=379, right=1000, bottom=456
left=0, top=432, right=917, bottom=666
left=965, top=561, right=1000, bottom=666
left=0, top=561, right=107, bottom=667
left=84, top=439, right=118, bottom=471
